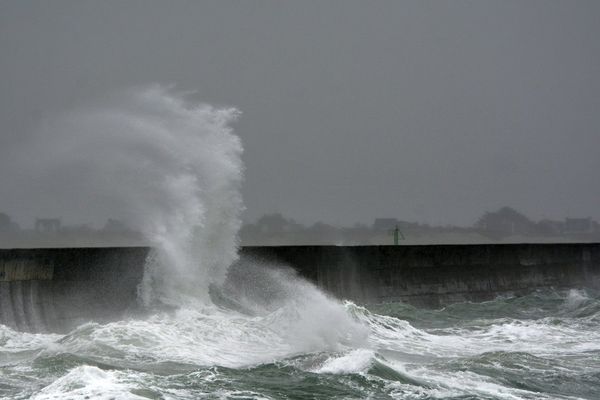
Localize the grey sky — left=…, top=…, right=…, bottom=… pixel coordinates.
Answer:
left=1, top=0, right=599, bottom=227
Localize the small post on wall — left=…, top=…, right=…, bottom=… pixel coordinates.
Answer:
left=389, top=225, right=405, bottom=245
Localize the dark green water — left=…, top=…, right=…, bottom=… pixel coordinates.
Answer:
left=2, top=287, right=600, bottom=399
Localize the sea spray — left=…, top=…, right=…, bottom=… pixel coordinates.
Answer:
left=11, top=87, right=599, bottom=399
left=17, top=85, right=244, bottom=305
left=8, top=85, right=367, bottom=357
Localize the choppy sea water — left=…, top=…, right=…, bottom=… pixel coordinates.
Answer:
left=2, top=285, right=599, bottom=400
left=13, top=86, right=600, bottom=399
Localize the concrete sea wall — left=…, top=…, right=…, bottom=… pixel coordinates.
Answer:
left=244, top=244, right=600, bottom=306
left=0, top=247, right=147, bottom=332
left=1, top=243, right=599, bottom=332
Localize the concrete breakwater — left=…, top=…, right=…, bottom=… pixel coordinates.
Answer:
left=1, top=243, right=599, bottom=332
left=0, top=247, right=147, bottom=333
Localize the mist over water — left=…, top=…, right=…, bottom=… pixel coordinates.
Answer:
left=1, top=88, right=599, bottom=399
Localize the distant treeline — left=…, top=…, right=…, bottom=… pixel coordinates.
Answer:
left=0, top=214, right=145, bottom=247
left=240, top=207, right=600, bottom=245
left=0, top=207, right=599, bottom=247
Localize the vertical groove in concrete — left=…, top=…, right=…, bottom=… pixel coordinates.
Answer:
left=9, top=281, right=24, bottom=331
left=21, top=281, right=33, bottom=331
left=0, top=281, right=16, bottom=330
left=27, top=281, right=45, bottom=333
left=40, top=282, right=58, bottom=333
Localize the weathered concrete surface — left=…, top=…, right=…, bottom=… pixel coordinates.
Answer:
left=245, top=244, right=600, bottom=307
left=0, top=247, right=147, bottom=332
left=0, top=244, right=599, bottom=332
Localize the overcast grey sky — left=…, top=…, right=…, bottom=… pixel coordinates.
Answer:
left=1, top=0, right=599, bottom=227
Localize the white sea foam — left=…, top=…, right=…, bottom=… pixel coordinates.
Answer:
left=31, top=366, right=144, bottom=400
left=564, top=288, right=590, bottom=310
left=314, top=349, right=375, bottom=374
left=45, top=271, right=368, bottom=369
left=0, top=324, right=61, bottom=354
left=339, top=300, right=600, bottom=399
left=4, top=291, right=599, bottom=399
left=5, top=87, right=599, bottom=399
left=383, top=362, right=561, bottom=400
left=3, top=87, right=369, bottom=379
left=347, top=301, right=600, bottom=360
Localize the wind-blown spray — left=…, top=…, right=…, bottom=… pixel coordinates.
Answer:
left=3, top=87, right=598, bottom=400
left=21, top=86, right=244, bottom=304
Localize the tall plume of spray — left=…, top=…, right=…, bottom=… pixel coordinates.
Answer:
left=4, top=85, right=369, bottom=357
left=14, top=86, right=244, bottom=305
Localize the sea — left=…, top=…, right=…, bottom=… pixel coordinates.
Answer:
left=1, top=285, right=599, bottom=399
left=2, top=86, right=599, bottom=399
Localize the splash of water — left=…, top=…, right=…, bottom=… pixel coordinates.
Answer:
left=23, top=86, right=244, bottom=305
left=12, top=85, right=366, bottom=347
left=5, top=290, right=600, bottom=399
left=2, top=87, right=376, bottom=400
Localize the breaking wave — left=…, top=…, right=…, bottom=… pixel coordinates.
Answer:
left=2, top=87, right=599, bottom=399
left=2, top=289, right=600, bottom=399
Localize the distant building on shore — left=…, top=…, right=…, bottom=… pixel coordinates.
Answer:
left=372, top=218, right=400, bottom=231
left=35, top=218, right=61, bottom=233
left=563, top=217, right=597, bottom=235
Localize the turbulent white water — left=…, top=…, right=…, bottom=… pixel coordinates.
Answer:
left=2, top=88, right=599, bottom=399
left=3, top=289, right=600, bottom=399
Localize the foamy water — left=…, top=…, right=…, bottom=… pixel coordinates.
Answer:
left=2, top=88, right=599, bottom=399
left=2, top=288, right=600, bottom=399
